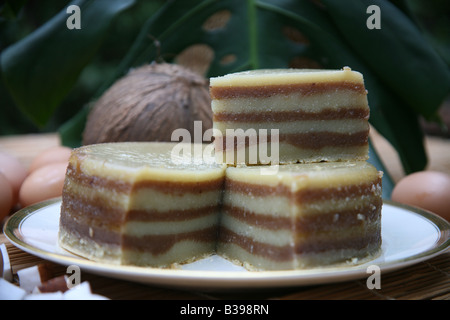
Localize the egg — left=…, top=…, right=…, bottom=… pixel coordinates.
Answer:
left=0, top=173, right=13, bottom=221
left=19, top=162, right=68, bottom=207
left=0, top=152, right=27, bottom=203
left=29, top=146, right=72, bottom=173
left=391, top=170, right=450, bottom=221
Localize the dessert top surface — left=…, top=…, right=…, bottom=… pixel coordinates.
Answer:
left=227, top=161, right=382, bottom=189
left=71, top=142, right=225, bottom=174
left=210, top=67, right=363, bottom=87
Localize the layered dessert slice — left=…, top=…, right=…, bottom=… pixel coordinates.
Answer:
left=210, top=67, right=370, bottom=165
left=218, top=161, right=383, bottom=270
left=59, top=142, right=226, bottom=267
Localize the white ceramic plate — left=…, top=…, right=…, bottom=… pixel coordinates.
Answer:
left=3, top=198, right=449, bottom=290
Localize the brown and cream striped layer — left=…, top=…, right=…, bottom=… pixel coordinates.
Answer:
left=58, top=142, right=226, bottom=267
left=59, top=142, right=383, bottom=270
left=210, top=67, right=370, bottom=165
left=218, top=161, right=383, bottom=270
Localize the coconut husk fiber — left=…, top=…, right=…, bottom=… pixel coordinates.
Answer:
left=82, top=62, right=213, bottom=145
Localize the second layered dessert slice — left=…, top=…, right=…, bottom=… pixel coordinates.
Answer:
left=218, top=161, right=383, bottom=270
left=210, top=67, right=370, bottom=165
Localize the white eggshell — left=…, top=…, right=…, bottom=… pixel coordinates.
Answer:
left=18, top=265, right=43, bottom=293
left=0, top=278, right=27, bottom=300
left=0, top=244, right=12, bottom=282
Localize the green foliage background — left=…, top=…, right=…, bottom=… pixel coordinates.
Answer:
left=1, top=0, right=449, bottom=198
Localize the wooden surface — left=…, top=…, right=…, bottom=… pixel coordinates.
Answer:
left=1, top=132, right=449, bottom=300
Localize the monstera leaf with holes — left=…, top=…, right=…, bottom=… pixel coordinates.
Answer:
left=1, top=0, right=136, bottom=127
left=111, top=0, right=448, bottom=175
left=2, top=0, right=450, bottom=198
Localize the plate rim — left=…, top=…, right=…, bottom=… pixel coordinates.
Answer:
left=3, top=198, right=450, bottom=289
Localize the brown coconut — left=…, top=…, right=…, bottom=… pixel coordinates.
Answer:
left=82, top=63, right=212, bottom=145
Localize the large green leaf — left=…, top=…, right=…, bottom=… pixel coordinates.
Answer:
left=321, top=0, right=450, bottom=119
left=109, top=0, right=426, bottom=173
left=0, top=0, right=135, bottom=127
left=52, top=0, right=447, bottom=192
